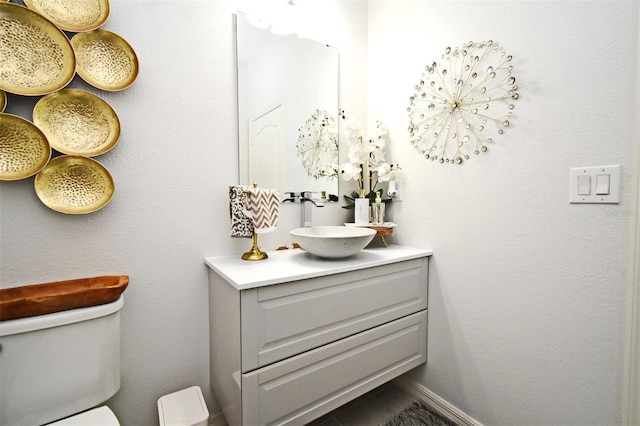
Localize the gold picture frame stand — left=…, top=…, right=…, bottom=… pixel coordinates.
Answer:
left=241, top=183, right=268, bottom=261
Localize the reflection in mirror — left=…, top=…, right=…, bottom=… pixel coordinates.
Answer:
left=235, top=12, right=340, bottom=197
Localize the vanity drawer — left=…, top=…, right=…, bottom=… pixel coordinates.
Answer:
left=240, top=257, right=428, bottom=372
left=241, top=310, right=427, bottom=426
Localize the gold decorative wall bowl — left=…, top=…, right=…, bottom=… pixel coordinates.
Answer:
left=0, top=113, right=52, bottom=181
left=0, top=3, right=76, bottom=96
left=24, top=0, right=110, bottom=33
left=33, top=89, right=121, bottom=157
left=34, top=155, right=115, bottom=214
left=71, top=29, right=139, bottom=91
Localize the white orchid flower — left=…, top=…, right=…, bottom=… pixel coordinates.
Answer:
left=339, top=161, right=362, bottom=181
left=339, top=113, right=400, bottom=190
left=347, top=138, right=375, bottom=165
left=376, top=163, right=392, bottom=182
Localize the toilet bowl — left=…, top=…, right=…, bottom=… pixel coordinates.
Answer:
left=0, top=297, right=124, bottom=426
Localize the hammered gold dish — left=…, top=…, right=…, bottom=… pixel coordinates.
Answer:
left=35, top=155, right=114, bottom=214
left=33, top=89, right=120, bottom=157
left=24, top=0, right=110, bottom=32
left=71, top=29, right=139, bottom=91
left=0, top=90, right=6, bottom=113
left=0, top=3, right=76, bottom=96
left=0, top=113, right=51, bottom=181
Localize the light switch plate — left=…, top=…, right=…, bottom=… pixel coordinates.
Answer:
left=569, top=165, right=621, bottom=204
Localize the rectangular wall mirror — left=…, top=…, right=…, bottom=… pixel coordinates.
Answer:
left=235, top=12, right=340, bottom=197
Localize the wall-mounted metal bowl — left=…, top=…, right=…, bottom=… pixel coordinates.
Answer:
left=34, top=155, right=115, bottom=214
left=0, top=3, right=76, bottom=96
left=71, top=29, right=139, bottom=91
left=0, top=113, right=52, bottom=181
left=33, top=89, right=121, bottom=157
left=24, top=0, right=110, bottom=32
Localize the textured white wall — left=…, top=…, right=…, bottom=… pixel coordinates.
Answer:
left=1, top=1, right=237, bottom=424
left=367, top=1, right=639, bottom=425
left=0, top=1, right=366, bottom=425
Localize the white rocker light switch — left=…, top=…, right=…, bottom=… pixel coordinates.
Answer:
left=595, top=174, right=610, bottom=195
left=577, top=175, right=591, bottom=196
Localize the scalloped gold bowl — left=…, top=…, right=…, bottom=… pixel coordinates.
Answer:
left=34, top=155, right=114, bottom=214
left=71, top=29, right=139, bottom=91
left=24, top=0, right=110, bottom=32
left=0, top=3, right=76, bottom=96
left=33, top=89, right=120, bottom=157
left=0, top=113, right=52, bottom=181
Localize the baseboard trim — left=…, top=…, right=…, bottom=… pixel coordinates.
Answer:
left=393, top=377, right=483, bottom=426
left=208, top=411, right=227, bottom=426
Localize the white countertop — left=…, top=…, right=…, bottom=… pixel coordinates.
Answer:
left=204, top=244, right=432, bottom=290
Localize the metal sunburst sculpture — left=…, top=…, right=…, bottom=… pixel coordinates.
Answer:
left=408, top=40, right=519, bottom=165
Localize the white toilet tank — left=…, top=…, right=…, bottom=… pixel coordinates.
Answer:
left=0, top=296, right=123, bottom=426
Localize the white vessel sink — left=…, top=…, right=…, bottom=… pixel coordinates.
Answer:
left=290, top=226, right=377, bottom=258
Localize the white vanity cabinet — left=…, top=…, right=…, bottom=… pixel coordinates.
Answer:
left=205, top=245, right=432, bottom=426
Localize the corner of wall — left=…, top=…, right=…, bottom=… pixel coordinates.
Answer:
left=622, top=5, right=640, bottom=425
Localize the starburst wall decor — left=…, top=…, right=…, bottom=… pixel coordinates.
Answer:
left=407, top=40, right=518, bottom=165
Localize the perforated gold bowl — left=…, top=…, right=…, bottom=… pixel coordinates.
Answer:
left=0, top=113, right=52, bottom=181
left=71, top=29, right=139, bottom=91
left=0, top=3, right=76, bottom=96
left=24, top=0, right=110, bottom=32
left=34, top=89, right=120, bottom=157
left=35, top=155, right=114, bottom=214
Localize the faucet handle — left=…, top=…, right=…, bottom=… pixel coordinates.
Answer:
left=282, top=191, right=298, bottom=202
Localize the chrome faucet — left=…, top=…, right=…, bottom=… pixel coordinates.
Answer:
left=283, top=192, right=325, bottom=227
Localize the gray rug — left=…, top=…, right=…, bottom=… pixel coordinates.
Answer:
left=384, top=401, right=457, bottom=426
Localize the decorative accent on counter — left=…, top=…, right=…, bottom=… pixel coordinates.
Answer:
left=0, top=113, right=51, bottom=181
left=24, top=0, right=110, bottom=32
left=0, top=0, right=139, bottom=214
left=34, top=155, right=115, bottom=214
left=33, top=89, right=121, bottom=157
left=338, top=111, right=399, bottom=214
left=372, top=190, right=385, bottom=225
left=345, top=222, right=396, bottom=247
left=0, top=275, right=128, bottom=321
left=408, top=40, right=518, bottom=164
left=296, top=109, right=339, bottom=180
left=229, top=183, right=280, bottom=261
left=354, top=189, right=370, bottom=225
left=0, top=3, right=77, bottom=96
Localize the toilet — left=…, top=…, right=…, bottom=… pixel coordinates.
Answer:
left=0, top=297, right=124, bottom=425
